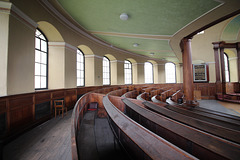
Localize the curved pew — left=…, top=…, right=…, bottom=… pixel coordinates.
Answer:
left=151, top=95, right=168, bottom=106
left=136, top=92, right=150, bottom=101
left=150, top=88, right=166, bottom=97
left=103, top=95, right=197, bottom=160
left=165, top=105, right=240, bottom=131
left=71, top=93, right=92, bottom=160
left=121, top=90, right=139, bottom=99
left=186, top=105, right=240, bottom=122
left=71, top=87, right=122, bottom=159
left=158, top=88, right=173, bottom=102
left=142, top=101, right=240, bottom=144
left=171, top=89, right=184, bottom=103
left=108, top=88, right=128, bottom=97
left=122, top=98, right=240, bottom=160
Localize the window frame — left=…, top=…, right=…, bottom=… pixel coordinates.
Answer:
left=124, top=60, right=132, bottom=85
left=165, top=62, right=176, bottom=83
left=77, top=48, right=85, bottom=87
left=144, top=62, right=154, bottom=84
left=35, top=28, right=48, bottom=90
left=103, top=56, right=111, bottom=85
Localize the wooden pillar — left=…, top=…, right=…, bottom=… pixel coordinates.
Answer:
left=181, top=38, right=197, bottom=107
left=219, top=42, right=226, bottom=94
left=237, top=42, right=240, bottom=83
left=212, top=42, right=221, bottom=82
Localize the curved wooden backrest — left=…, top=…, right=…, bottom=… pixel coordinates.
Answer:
left=108, top=88, right=128, bottom=97
left=122, top=98, right=240, bottom=160
left=121, top=90, right=139, bottom=99
left=143, top=101, right=240, bottom=144
left=103, top=95, right=197, bottom=160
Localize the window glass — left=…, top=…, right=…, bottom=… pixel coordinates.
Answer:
left=103, top=57, right=110, bottom=85
left=165, top=62, right=176, bottom=83
left=77, top=49, right=85, bottom=86
left=35, top=29, right=48, bottom=89
left=224, top=53, right=230, bottom=82
left=144, top=62, right=153, bottom=83
left=124, top=60, right=132, bottom=84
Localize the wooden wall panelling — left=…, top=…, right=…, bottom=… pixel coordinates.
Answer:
left=52, top=90, right=65, bottom=100
left=8, top=95, right=34, bottom=131
left=0, top=99, right=7, bottom=135
left=65, top=89, right=77, bottom=109
left=35, top=92, right=51, bottom=104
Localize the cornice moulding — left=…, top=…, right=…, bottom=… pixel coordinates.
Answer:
left=49, top=42, right=77, bottom=52
left=85, top=54, right=103, bottom=59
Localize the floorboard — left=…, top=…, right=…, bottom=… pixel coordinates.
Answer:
left=3, top=110, right=72, bottom=160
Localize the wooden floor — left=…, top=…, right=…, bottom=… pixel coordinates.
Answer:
left=3, top=111, right=72, bottom=160
left=218, top=101, right=240, bottom=116
left=2, top=100, right=239, bottom=160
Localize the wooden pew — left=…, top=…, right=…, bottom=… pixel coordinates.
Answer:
left=103, top=95, right=197, bottom=160
left=158, top=88, right=173, bottom=102
left=151, top=95, right=168, bottom=106
left=108, top=88, right=128, bottom=97
left=121, top=90, right=139, bottom=99
left=71, top=87, right=123, bottom=159
left=122, top=98, right=240, bottom=160
left=143, top=101, right=240, bottom=144
left=171, top=89, right=184, bottom=103
left=150, top=88, right=166, bottom=97
left=165, top=105, right=240, bottom=131
left=193, top=106, right=240, bottom=121
left=136, top=92, right=150, bottom=101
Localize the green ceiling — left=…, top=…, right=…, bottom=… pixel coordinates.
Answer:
left=57, top=0, right=220, bottom=62
left=221, top=15, right=240, bottom=41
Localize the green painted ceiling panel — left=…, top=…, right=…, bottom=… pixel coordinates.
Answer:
left=58, top=0, right=220, bottom=35
left=221, top=15, right=240, bottom=41
left=94, top=34, right=171, bottom=50
left=57, top=0, right=220, bottom=61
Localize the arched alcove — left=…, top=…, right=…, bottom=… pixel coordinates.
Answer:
left=37, top=21, right=64, bottom=42
left=78, top=45, right=94, bottom=55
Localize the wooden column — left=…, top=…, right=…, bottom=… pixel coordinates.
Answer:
left=181, top=38, right=197, bottom=107
left=212, top=42, right=221, bottom=82
left=237, top=42, right=240, bottom=83
left=219, top=42, right=226, bottom=94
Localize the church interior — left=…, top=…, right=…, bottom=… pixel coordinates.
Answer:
left=0, top=0, right=240, bottom=159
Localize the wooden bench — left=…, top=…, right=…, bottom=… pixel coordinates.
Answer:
left=122, top=98, right=240, bottom=159
left=143, top=101, right=240, bottom=144
left=171, top=89, right=184, bottom=103
left=103, top=95, right=197, bottom=160
left=136, top=92, right=150, bottom=101
left=121, top=90, right=139, bottom=99
left=149, top=88, right=167, bottom=98
left=107, top=88, right=128, bottom=97
left=165, top=105, right=240, bottom=131
left=151, top=95, right=168, bottom=106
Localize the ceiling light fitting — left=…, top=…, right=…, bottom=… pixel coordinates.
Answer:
left=120, top=13, right=128, bottom=20
left=133, top=43, right=139, bottom=47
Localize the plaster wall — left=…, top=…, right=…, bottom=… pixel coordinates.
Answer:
left=7, top=15, right=35, bottom=95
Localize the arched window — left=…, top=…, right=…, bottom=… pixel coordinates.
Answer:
left=144, top=62, right=153, bottom=83
left=165, top=62, right=176, bottom=83
left=124, top=60, right=132, bottom=84
left=35, top=29, right=48, bottom=89
left=224, top=53, right=230, bottom=82
left=103, top=56, right=110, bottom=85
left=77, top=49, right=84, bottom=86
